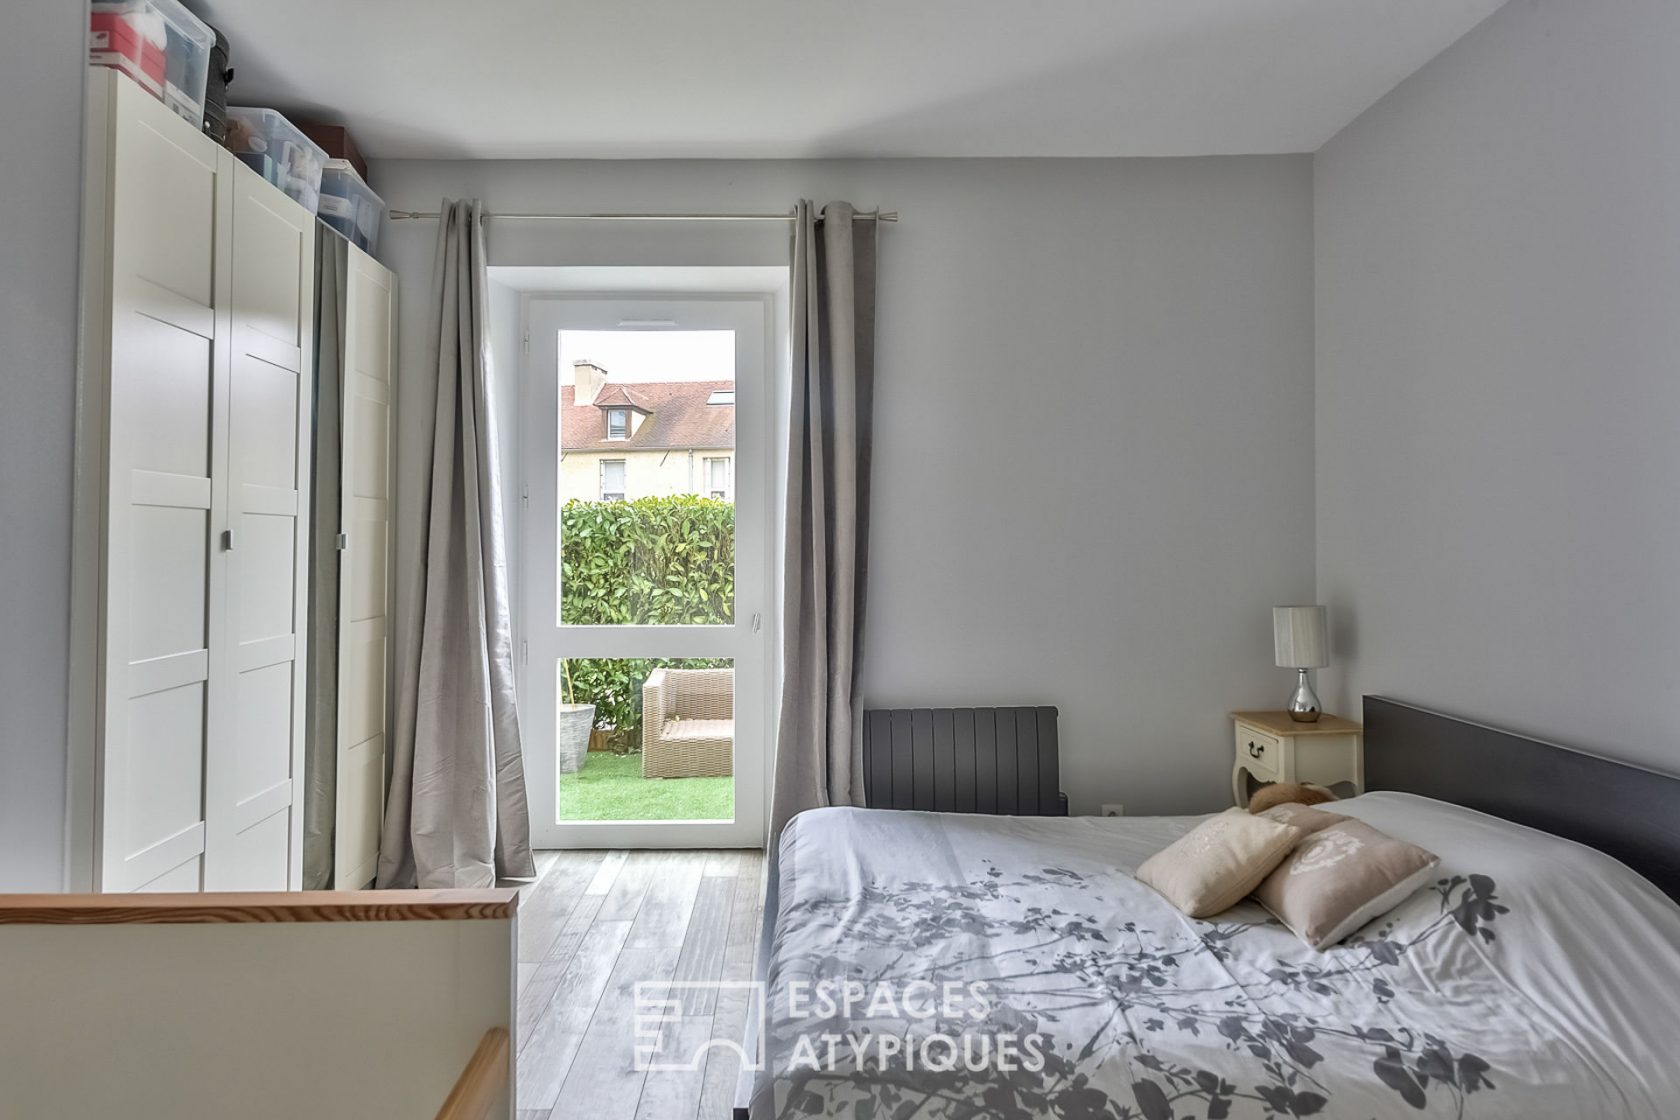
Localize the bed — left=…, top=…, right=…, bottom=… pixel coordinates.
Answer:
left=738, top=698, right=1680, bottom=1118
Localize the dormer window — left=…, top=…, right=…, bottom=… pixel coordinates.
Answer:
left=606, top=408, right=629, bottom=440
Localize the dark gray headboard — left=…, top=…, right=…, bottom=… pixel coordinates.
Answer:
left=862, top=706, right=1066, bottom=816
left=1363, top=696, right=1680, bottom=900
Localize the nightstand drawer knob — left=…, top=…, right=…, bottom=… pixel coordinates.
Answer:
left=1248, top=741, right=1265, bottom=759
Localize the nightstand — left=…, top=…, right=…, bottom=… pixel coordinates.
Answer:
left=1230, top=710, right=1364, bottom=808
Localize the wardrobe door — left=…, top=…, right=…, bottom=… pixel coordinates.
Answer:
left=205, top=161, right=316, bottom=890
left=333, top=247, right=395, bottom=889
left=97, top=77, right=232, bottom=893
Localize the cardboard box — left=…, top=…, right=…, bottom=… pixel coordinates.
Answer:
left=298, top=123, right=368, bottom=181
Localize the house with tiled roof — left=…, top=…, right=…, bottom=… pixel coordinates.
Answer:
left=559, top=361, right=735, bottom=502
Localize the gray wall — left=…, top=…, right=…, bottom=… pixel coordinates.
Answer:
left=373, top=157, right=1316, bottom=815
left=0, top=0, right=85, bottom=890
left=1315, top=0, right=1680, bottom=769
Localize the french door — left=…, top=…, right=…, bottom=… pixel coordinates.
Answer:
left=519, top=295, right=770, bottom=848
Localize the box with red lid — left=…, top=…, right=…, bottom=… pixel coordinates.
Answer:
left=89, top=0, right=215, bottom=126
left=89, top=7, right=166, bottom=96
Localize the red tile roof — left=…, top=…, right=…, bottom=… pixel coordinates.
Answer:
left=561, top=380, right=735, bottom=452
left=590, top=383, right=652, bottom=411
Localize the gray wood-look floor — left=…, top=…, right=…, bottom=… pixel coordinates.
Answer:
left=506, top=849, right=766, bottom=1120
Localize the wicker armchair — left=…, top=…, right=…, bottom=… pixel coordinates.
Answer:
left=642, top=668, right=735, bottom=778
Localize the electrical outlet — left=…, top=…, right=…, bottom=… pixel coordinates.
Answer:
left=1101, top=803, right=1125, bottom=817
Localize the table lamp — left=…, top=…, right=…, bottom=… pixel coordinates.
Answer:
left=1273, top=605, right=1328, bottom=722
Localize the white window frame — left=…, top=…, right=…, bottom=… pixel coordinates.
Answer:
left=605, top=408, right=629, bottom=440
left=704, top=455, right=732, bottom=500
left=519, top=293, right=774, bottom=849
left=599, top=458, right=627, bottom=501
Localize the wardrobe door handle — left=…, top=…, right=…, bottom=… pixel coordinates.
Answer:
left=222, top=529, right=235, bottom=551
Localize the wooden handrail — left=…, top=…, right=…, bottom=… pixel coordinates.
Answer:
left=0, top=889, right=519, bottom=925
left=435, top=1028, right=511, bottom=1120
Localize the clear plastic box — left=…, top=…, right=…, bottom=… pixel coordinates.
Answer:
left=318, top=160, right=386, bottom=257
left=90, top=0, right=215, bottom=127
left=223, top=107, right=328, bottom=214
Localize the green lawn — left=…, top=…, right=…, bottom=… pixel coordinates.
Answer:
left=557, top=751, right=734, bottom=821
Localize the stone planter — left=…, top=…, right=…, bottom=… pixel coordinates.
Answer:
left=556, top=703, right=596, bottom=775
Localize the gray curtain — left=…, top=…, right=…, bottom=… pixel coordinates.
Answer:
left=302, top=232, right=349, bottom=889
left=377, top=199, right=536, bottom=888
left=769, top=201, right=878, bottom=843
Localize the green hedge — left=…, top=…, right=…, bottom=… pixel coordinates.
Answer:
left=560, top=497, right=734, bottom=626
left=560, top=497, right=734, bottom=749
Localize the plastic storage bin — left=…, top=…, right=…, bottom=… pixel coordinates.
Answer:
left=223, top=107, right=328, bottom=214
left=318, top=160, right=386, bottom=257
left=89, top=0, right=214, bottom=127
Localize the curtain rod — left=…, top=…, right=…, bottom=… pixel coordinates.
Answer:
left=387, top=208, right=897, bottom=223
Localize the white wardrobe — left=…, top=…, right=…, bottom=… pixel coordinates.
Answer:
left=336, top=249, right=395, bottom=890
left=304, top=239, right=396, bottom=891
left=71, top=70, right=394, bottom=893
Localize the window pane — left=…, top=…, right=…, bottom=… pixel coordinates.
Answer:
left=705, top=457, right=730, bottom=499
left=600, top=459, right=626, bottom=500
left=558, top=330, right=736, bottom=625
left=556, top=657, right=734, bottom=821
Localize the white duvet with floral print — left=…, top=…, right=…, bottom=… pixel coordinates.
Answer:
left=754, top=793, right=1680, bottom=1119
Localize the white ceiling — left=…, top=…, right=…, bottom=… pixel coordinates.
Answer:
left=194, top=0, right=1506, bottom=160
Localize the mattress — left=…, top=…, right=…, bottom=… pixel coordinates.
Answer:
left=751, top=792, right=1680, bottom=1118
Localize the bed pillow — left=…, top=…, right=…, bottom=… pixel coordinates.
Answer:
left=1257, top=803, right=1349, bottom=836
left=1253, top=818, right=1440, bottom=949
left=1135, top=810, right=1303, bottom=918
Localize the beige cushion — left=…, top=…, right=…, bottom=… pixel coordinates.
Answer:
left=1254, top=818, right=1440, bottom=949
left=662, top=718, right=735, bottom=743
left=1257, top=803, right=1349, bottom=836
left=1135, top=810, right=1303, bottom=918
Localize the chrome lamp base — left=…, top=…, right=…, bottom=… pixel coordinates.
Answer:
left=1286, top=668, right=1322, bottom=722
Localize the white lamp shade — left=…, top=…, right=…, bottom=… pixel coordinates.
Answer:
left=1274, top=605, right=1328, bottom=669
